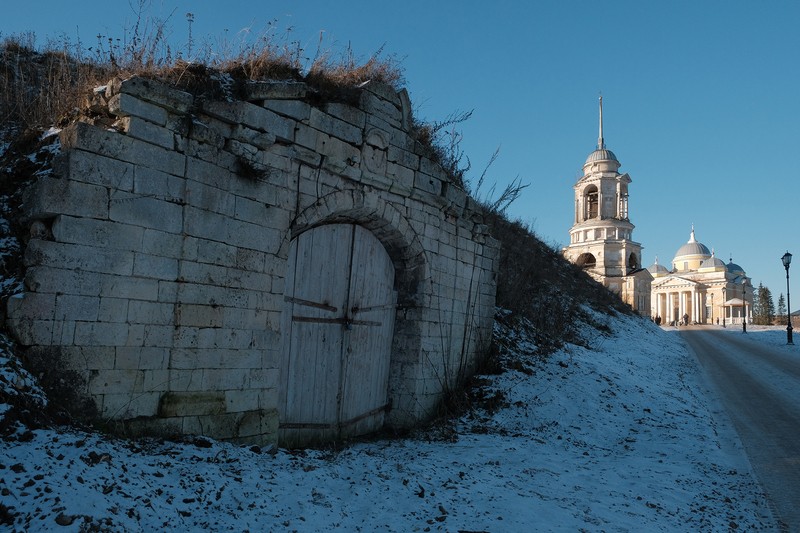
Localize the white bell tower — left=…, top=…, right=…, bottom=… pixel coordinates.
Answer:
left=563, top=97, right=651, bottom=312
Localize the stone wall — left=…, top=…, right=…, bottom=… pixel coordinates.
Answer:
left=5, top=75, right=499, bottom=445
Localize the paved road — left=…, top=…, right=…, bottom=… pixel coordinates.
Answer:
left=680, top=327, right=800, bottom=532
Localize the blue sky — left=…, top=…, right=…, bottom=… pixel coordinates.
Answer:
left=4, top=1, right=799, bottom=306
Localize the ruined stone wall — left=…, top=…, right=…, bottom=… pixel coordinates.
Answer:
left=5, top=75, right=499, bottom=445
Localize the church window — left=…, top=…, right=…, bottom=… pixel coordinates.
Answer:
left=628, top=253, right=639, bottom=270
left=583, top=185, right=599, bottom=220
left=619, top=192, right=629, bottom=220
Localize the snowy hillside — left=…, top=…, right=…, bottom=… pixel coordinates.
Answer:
left=0, top=311, right=776, bottom=531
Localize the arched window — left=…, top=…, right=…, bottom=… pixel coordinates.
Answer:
left=628, top=253, right=639, bottom=270
left=577, top=253, right=597, bottom=269
left=583, top=185, right=598, bottom=220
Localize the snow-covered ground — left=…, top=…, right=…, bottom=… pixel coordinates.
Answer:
left=0, top=311, right=777, bottom=532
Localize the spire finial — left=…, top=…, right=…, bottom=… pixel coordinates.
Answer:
left=598, top=95, right=605, bottom=150
left=689, top=224, right=696, bottom=243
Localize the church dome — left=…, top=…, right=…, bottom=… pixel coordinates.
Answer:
left=673, top=228, right=711, bottom=261
left=585, top=148, right=619, bottom=165
left=647, top=263, right=669, bottom=275
left=726, top=260, right=745, bottom=274
left=700, top=256, right=725, bottom=269
left=647, top=257, right=669, bottom=275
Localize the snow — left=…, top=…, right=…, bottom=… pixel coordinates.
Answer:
left=0, top=312, right=777, bottom=531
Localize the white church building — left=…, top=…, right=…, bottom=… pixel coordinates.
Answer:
left=647, top=228, right=752, bottom=325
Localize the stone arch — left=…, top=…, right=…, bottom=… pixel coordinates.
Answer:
left=582, top=184, right=599, bottom=220
left=628, top=252, right=639, bottom=270
left=287, top=189, right=429, bottom=430
left=576, top=252, right=597, bottom=269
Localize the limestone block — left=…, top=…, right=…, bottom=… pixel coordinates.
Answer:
left=53, top=149, right=135, bottom=191
left=419, top=156, right=449, bottom=183
left=108, top=93, right=169, bottom=125
left=203, top=101, right=294, bottom=142
left=414, top=171, right=442, bottom=196
left=224, top=389, right=261, bottom=413
left=133, top=253, right=179, bottom=281
left=309, top=107, right=362, bottom=145
left=202, top=368, right=248, bottom=390
left=316, top=133, right=361, bottom=169
left=232, top=125, right=276, bottom=150
left=365, top=113, right=414, bottom=151
left=159, top=391, right=226, bottom=417
left=24, top=176, right=109, bottom=221
left=214, top=329, right=257, bottom=351
left=51, top=216, right=145, bottom=251
left=262, top=99, right=312, bottom=121
left=75, top=322, right=135, bottom=347
left=175, top=303, right=223, bottom=328
left=230, top=196, right=268, bottom=226
left=61, top=122, right=185, bottom=177
left=387, top=145, right=419, bottom=170
left=157, top=281, right=179, bottom=303
left=221, top=308, right=267, bottom=330
left=243, top=81, right=309, bottom=101
left=109, top=76, right=194, bottom=115
left=55, top=294, right=100, bottom=322
left=97, top=297, right=130, bottom=323
left=187, top=118, right=227, bottom=148
left=186, top=181, right=235, bottom=217
left=293, top=123, right=319, bottom=150
left=100, top=391, right=160, bottom=419
left=134, top=166, right=186, bottom=204
left=324, top=102, right=367, bottom=128
left=100, top=274, right=160, bottom=301
left=4, top=317, right=54, bottom=346
left=127, top=300, right=174, bottom=325
left=109, top=191, right=184, bottom=234
left=141, top=229, right=187, bottom=260
left=141, top=369, right=171, bottom=391
left=185, top=157, right=234, bottom=191
left=196, top=239, right=236, bottom=267
left=142, top=325, right=172, bottom=347
left=119, top=116, right=175, bottom=150
left=50, top=320, right=76, bottom=345
left=25, top=239, right=134, bottom=277
left=6, top=292, right=56, bottom=320
left=360, top=91, right=401, bottom=128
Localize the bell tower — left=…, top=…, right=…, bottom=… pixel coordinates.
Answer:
left=563, top=97, right=651, bottom=312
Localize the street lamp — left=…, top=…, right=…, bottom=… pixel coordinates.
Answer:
left=782, top=251, right=793, bottom=345
left=722, top=287, right=726, bottom=327
left=741, top=278, right=747, bottom=333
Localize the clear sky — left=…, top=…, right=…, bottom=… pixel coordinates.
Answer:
left=4, top=1, right=799, bottom=308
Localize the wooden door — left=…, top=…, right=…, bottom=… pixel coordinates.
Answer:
left=279, top=224, right=396, bottom=446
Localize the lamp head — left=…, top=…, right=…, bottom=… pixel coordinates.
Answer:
left=783, top=251, right=792, bottom=269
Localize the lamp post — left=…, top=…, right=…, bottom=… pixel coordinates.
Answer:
left=782, top=251, right=793, bottom=345
left=741, top=279, right=747, bottom=333
left=722, top=287, right=726, bottom=327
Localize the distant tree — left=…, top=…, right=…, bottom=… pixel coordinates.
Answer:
left=753, top=283, right=765, bottom=324
left=754, top=284, right=775, bottom=325
left=777, top=293, right=786, bottom=322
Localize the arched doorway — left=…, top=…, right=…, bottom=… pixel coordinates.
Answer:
left=279, top=224, right=397, bottom=447
left=576, top=252, right=597, bottom=269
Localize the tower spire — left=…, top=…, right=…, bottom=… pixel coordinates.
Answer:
left=598, top=95, right=605, bottom=150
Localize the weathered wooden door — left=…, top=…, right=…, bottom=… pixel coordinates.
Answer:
left=279, top=224, right=396, bottom=446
